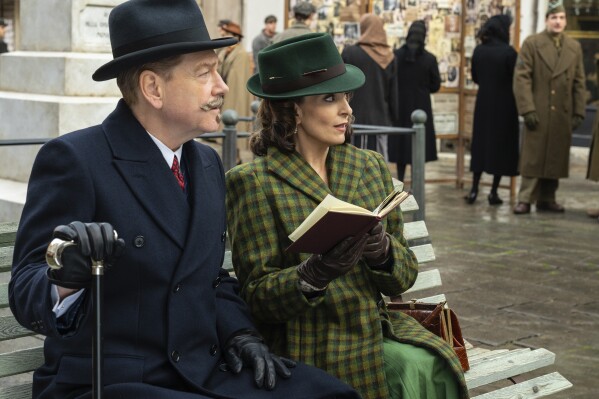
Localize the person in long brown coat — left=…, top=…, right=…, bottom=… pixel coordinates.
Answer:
left=512, top=0, right=586, bottom=214
left=587, top=57, right=599, bottom=222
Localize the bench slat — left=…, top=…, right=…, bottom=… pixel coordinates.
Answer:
left=0, top=283, right=8, bottom=309
left=0, top=382, right=33, bottom=399
left=468, top=348, right=532, bottom=366
left=0, top=222, right=18, bottom=248
left=471, top=372, right=573, bottom=399
left=403, top=269, right=442, bottom=295
left=403, top=221, right=429, bottom=241
left=0, top=246, right=12, bottom=274
left=399, top=195, right=419, bottom=214
left=0, top=347, right=44, bottom=378
left=465, top=348, right=556, bottom=389
left=411, top=243, right=435, bottom=264
left=0, top=316, right=36, bottom=341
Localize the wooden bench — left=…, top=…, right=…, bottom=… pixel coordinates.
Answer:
left=0, top=187, right=572, bottom=397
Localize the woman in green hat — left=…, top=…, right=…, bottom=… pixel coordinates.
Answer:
left=225, top=33, right=468, bottom=399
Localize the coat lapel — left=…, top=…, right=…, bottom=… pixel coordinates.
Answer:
left=267, top=147, right=331, bottom=203
left=327, top=145, right=363, bottom=203
left=553, top=38, right=576, bottom=78
left=103, top=101, right=190, bottom=249
left=266, top=144, right=364, bottom=204
left=537, top=33, right=558, bottom=72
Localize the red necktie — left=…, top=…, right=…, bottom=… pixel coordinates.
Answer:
left=171, top=155, right=185, bottom=191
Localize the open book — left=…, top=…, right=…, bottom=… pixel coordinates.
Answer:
left=286, top=188, right=410, bottom=254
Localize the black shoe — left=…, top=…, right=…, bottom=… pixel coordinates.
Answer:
left=487, top=192, right=503, bottom=206
left=464, top=190, right=477, bottom=204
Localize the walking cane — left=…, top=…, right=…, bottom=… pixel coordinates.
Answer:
left=47, top=235, right=112, bottom=399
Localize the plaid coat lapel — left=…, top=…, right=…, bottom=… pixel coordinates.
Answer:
left=267, top=144, right=363, bottom=204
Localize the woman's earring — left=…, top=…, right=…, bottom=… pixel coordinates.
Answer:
left=293, top=125, right=298, bottom=135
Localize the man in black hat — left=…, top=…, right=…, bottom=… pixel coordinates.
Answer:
left=8, top=1, right=360, bottom=398
left=272, top=1, right=316, bottom=44
left=0, top=18, right=9, bottom=53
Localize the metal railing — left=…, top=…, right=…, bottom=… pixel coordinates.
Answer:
left=0, top=107, right=427, bottom=220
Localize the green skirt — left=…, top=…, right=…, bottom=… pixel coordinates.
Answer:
left=383, top=338, right=460, bottom=399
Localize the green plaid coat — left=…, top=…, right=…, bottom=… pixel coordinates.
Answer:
left=226, top=144, right=468, bottom=399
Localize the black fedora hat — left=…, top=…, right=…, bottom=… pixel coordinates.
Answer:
left=92, top=0, right=237, bottom=81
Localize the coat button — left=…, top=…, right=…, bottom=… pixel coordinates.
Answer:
left=210, top=344, right=218, bottom=356
left=133, top=235, right=145, bottom=248
left=212, top=277, right=221, bottom=288
left=551, top=105, right=556, bottom=111
left=221, top=232, right=226, bottom=242
left=171, top=350, right=180, bottom=362
left=173, top=283, right=181, bottom=293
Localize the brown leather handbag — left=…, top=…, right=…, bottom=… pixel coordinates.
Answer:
left=387, top=300, right=470, bottom=372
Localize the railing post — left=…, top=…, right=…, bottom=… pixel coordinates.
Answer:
left=221, top=109, right=238, bottom=172
left=250, top=100, right=260, bottom=133
left=411, top=110, right=426, bottom=221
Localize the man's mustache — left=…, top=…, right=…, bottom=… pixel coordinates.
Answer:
left=200, top=96, right=224, bottom=112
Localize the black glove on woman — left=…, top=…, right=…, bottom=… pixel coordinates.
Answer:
left=362, top=222, right=391, bottom=268
left=297, top=234, right=368, bottom=289
left=47, top=221, right=125, bottom=289
left=224, top=330, right=296, bottom=390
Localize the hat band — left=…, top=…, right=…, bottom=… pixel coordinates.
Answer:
left=113, top=27, right=207, bottom=58
left=262, top=63, right=346, bottom=94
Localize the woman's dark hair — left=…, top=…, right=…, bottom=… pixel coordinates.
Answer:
left=250, top=96, right=354, bottom=156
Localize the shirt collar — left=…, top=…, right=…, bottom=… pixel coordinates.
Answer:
left=146, top=131, right=183, bottom=168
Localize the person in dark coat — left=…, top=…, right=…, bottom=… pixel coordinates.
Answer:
left=8, top=1, right=361, bottom=398
left=389, top=20, right=440, bottom=181
left=465, top=14, right=519, bottom=205
left=342, top=13, right=396, bottom=159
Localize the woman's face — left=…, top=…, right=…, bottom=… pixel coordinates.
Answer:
left=294, top=92, right=352, bottom=148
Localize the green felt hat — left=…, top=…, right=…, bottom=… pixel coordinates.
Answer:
left=247, top=33, right=365, bottom=99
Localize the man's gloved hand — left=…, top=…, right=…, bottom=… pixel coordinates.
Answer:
left=297, top=234, right=368, bottom=289
left=362, top=222, right=391, bottom=267
left=224, top=330, right=296, bottom=390
left=47, top=221, right=125, bottom=289
left=523, top=111, right=539, bottom=130
left=572, top=114, right=584, bottom=130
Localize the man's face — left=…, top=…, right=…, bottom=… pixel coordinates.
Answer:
left=265, top=21, right=277, bottom=35
left=546, top=12, right=567, bottom=34
left=0, top=25, right=6, bottom=39
left=158, top=51, right=228, bottom=139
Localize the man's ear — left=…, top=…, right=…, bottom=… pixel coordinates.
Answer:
left=139, top=70, right=163, bottom=109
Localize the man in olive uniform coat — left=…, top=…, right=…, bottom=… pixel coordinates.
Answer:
left=512, top=0, right=585, bottom=214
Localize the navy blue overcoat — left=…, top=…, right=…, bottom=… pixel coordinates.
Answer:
left=9, top=100, right=359, bottom=399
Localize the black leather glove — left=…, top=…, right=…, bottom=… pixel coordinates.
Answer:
left=523, top=111, right=539, bottom=130
left=47, top=221, right=125, bottom=289
left=362, top=222, right=391, bottom=267
left=224, top=330, right=295, bottom=390
left=572, top=114, right=584, bottom=130
left=297, top=234, right=368, bottom=289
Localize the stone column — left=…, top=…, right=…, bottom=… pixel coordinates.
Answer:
left=0, top=0, right=124, bottom=222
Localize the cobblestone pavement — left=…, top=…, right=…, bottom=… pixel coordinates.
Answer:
left=410, top=151, right=598, bottom=398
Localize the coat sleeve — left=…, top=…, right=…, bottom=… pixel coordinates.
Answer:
left=9, top=138, right=95, bottom=338
left=226, top=165, right=321, bottom=324
left=364, top=151, right=419, bottom=296
left=428, top=54, right=442, bottom=93
left=513, top=39, right=536, bottom=116
left=572, top=43, right=586, bottom=118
